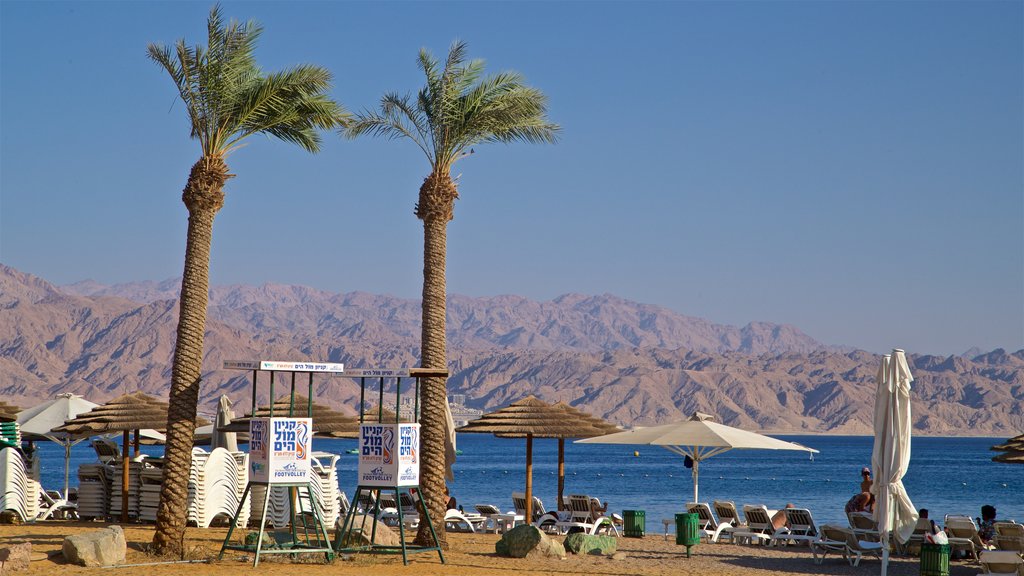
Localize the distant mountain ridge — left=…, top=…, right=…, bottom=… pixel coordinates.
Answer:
left=3, top=264, right=1022, bottom=436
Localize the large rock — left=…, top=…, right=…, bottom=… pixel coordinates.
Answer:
left=0, top=541, right=31, bottom=572
left=495, top=525, right=566, bottom=559
left=335, top=515, right=402, bottom=548
left=62, top=526, right=126, bottom=567
left=564, top=533, right=617, bottom=555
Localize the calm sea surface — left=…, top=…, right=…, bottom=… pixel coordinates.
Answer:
left=34, top=434, right=1022, bottom=532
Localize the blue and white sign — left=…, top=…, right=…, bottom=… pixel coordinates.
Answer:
left=249, top=417, right=312, bottom=483
left=358, top=423, right=420, bottom=487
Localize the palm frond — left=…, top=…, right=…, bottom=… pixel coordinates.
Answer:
left=149, top=5, right=345, bottom=157
left=350, top=40, right=557, bottom=172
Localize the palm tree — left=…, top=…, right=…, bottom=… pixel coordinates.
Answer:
left=346, top=41, right=558, bottom=548
left=147, top=6, right=347, bottom=555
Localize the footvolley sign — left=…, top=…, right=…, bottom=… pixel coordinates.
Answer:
left=358, top=423, right=420, bottom=487
left=249, top=417, right=312, bottom=484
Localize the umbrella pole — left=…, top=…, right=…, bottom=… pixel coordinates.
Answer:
left=122, top=429, right=130, bottom=523
left=692, top=459, right=699, bottom=504
left=63, top=441, right=71, bottom=500
left=133, top=429, right=139, bottom=457
left=557, top=438, right=565, bottom=510
left=525, top=434, right=533, bottom=525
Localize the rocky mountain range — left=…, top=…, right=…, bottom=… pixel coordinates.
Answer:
left=2, top=263, right=1022, bottom=436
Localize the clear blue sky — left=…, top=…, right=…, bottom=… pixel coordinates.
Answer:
left=1, top=1, right=1021, bottom=356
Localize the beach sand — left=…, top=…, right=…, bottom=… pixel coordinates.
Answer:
left=0, top=521, right=979, bottom=575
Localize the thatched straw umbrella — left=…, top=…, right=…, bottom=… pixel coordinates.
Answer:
left=991, top=432, right=1024, bottom=464
left=54, top=392, right=210, bottom=522
left=0, top=400, right=21, bottom=423
left=457, top=396, right=617, bottom=523
left=221, top=395, right=364, bottom=438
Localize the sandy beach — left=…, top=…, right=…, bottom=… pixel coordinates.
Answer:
left=0, top=521, right=981, bottom=576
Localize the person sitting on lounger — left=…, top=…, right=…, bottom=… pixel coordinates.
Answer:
left=977, top=505, right=999, bottom=547
left=772, top=503, right=796, bottom=530
left=845, top=492, right=874, bottom=514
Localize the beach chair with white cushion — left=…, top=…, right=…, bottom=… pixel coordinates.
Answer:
left=994, top=522, right=1024, bottom=553
left=979, top=550, right=1024, bottom=576
left=812, top=525, right=883, bottom=566
left=687, top=502, right=734, bottom=543
left=733, top=504, right=775, bottom=545
left=774, top=507, right=819, bottom=547
left=944, top=515, right=983, bottom=560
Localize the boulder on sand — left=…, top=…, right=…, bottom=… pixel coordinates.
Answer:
left=495, top=525, right=566, bottom=559
left=62, top=525, right=126, bottom=567
left=335, top=515, right=402, bottom=548
left=564, top=532, right=617, bottom=555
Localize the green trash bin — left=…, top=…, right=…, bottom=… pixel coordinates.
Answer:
left=675, top=513, right=700, bottom=557
left=920, top=543, right=950, bottom=576
left=623, top=510, right=645, bottom=538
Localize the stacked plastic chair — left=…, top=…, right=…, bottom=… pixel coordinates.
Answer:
left=187, top=448, right=250, bottom=528
left=77, top=463, right=112, bottom=520
left=310, top=452, right=341, bottom=527
left=139, top=463, right=165, bottom=522
left=109, top=461, right=145, bottom=520
left=247, top=452, right=342, bottom=529
left=0, top=447, right=39, bottom=521
left=0, top=422, right=21, bottom=449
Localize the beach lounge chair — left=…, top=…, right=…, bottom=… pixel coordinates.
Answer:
left=773, top=507, right=819, bottom=547
left=733, top=505, right=774, bottom=545
left=979, top=550, right=1024, bottom=576
left=512, top=491, right=546, bottom=524
left=848, top=511, right=881, bottom=542
left=994, top=522, right=1024, bottom=553
left=905, top=517, right=934, bottom=555
left=563, top=494, right=618, bottom=536
left=444, top=509, right=488, bottom=533
left=687, top=502, right=734, bottom=543
left=36, top=487, right=78, bottom=520
left=713, top=500, right=744, bottom=531
left=91, top=439, right=120, bottom=465
left=811, top=525, right=883, bottom=566
left=944, top=515, right=983, bottom=560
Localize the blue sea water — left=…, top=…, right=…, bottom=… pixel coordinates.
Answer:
left=32, top=434, right=1022, bottom=533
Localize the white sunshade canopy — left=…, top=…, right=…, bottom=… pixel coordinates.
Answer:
left=872, top=349, right=918, bottom=576
left=577, top=412, right=818, bottom=502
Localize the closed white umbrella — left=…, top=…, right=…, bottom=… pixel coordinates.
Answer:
left=211, top=395, right=238, bottom=452
left=871, top=349, right=918, bottom=576
left=577, top=412, right=818, bottom=503
left=17, top=393, right=99, bottom=498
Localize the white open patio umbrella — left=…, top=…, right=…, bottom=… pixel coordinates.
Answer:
left=871, top=349, right=918, bottom=576
left=17, top=393, right=99, bottom=499
left=577, top=411, right=818, bottom=503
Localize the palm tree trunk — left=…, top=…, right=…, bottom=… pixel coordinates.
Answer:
left=152, top=156, right=227, bottom=556
left=413, top=212, right=450, bottom=550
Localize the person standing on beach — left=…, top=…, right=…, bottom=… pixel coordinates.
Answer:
left=860, top=467, right=873, bottom=493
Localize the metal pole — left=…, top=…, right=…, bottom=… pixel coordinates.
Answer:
left=377, top=377, right=384, bottom=422
left=395, top=377, right=402, bottom=423
left=359, top=378, right=366, bottom=423
left=269, top=372, right=275, bottom=418
left=63, top=442, right=71, bottom=500
left=250, top=370, right=257, bottom=416
left=307, top=373, right=313, bottom=418
left=289, top=372, right=296, bottom=416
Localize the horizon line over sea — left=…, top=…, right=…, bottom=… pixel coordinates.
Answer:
left=31, top=434, right=1022, bottom=533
